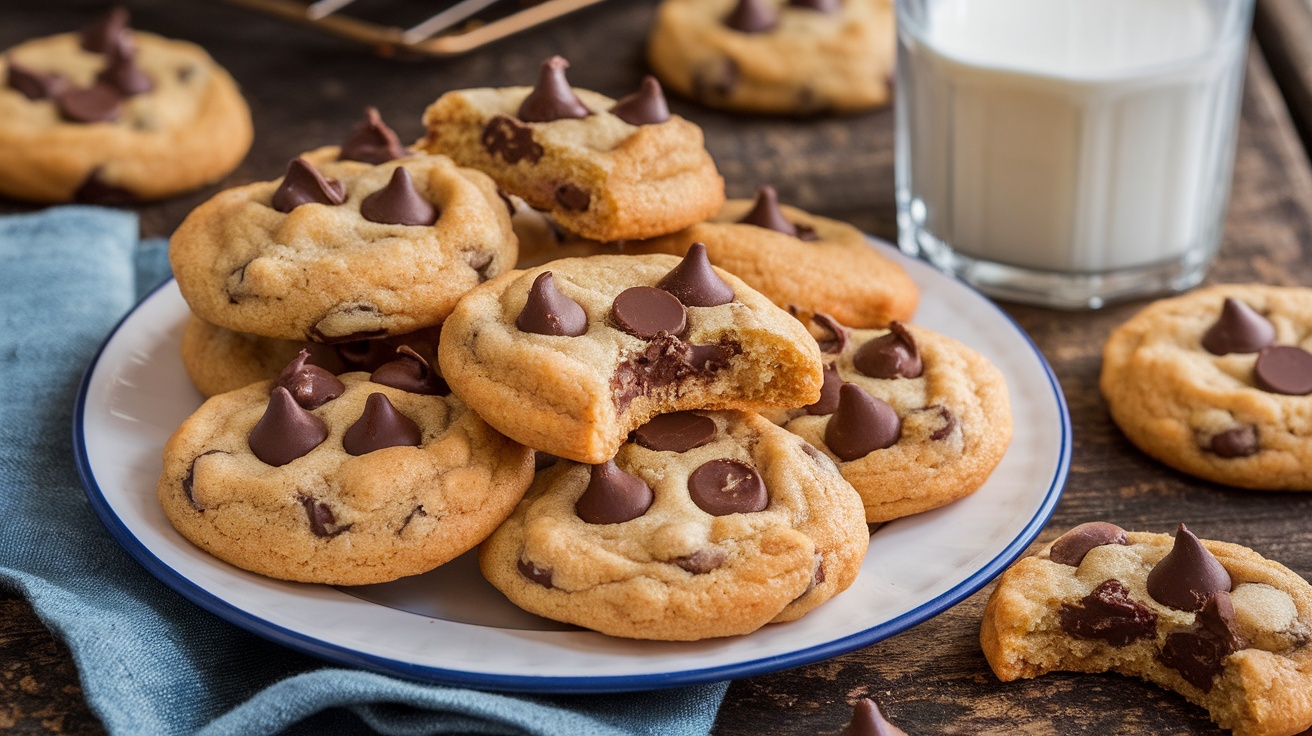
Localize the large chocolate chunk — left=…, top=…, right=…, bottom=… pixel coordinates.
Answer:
left=299, top=494, right=351, bottom=538
left=482, top=115, right=544, bottom=164
left=853, top=322, right=923, bottom=379
left=271, top=158, right=346, bottom=213
left=338, top=106, right=406, bottom=164
left=841, top=698, right=908, bottom=736
left=725, top=0, right=779, bottom=32
left=1058, top=579, right=1158, bottom=646
left=610, top=75, right=670, bottom=126
left=57, top=82, right=121, bottom=123
left=516, top=271, right=588, bottom=337
left=657, top=243, right=735, bottom=307
left=689, top=458, right=767, bottom=516
left=1049, top=522, right=1129, bottom=567
left=517, top=56, right=591, bottom=122
left=370, top=346, right=449, bottom=396
left=1208, top=425, right=1258, bottom=458
left=804, top=364, right=842, bottom=415
left=611, top=334, right=739, bottom=412
left=612, top=286, right=687, bottom=339
left=81, top=6, right=130, bottom=54
left=633, top=411, right=717, bottom=452
left=737, top=185, right=798, bottom=237
left=248, top=387, right=329, bottom=467
left=274, top=349, right=345, bottom=409
left=6, top=61, right=65, bottom=101
left=343, top=393, right=422, bottom=455
left=825, top=384, right=901, bottom=461
left=1158, top=591, right=1248, bottom=692
left=96, top=34, right=152, bottom=96
left=1146, top=524, right=1232, bottom=612
left=1254, top=345, right=1312, bottom=395
left=1201, top=298, right=1275, bottom=355
left=360, top=167, right=438, bottom=226
left=575, top=460, right=654, bottom=524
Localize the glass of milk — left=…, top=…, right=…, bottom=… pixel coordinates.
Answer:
left=894, top=0, right=1254, bottom=308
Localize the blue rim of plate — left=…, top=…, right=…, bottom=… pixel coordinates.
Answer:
left=73, top=261, right=1070, bottom=694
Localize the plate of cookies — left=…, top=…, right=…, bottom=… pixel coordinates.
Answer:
left=74, top=62, right=1069, bottom=692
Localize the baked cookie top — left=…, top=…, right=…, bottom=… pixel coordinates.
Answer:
left=158, top=363, right=533, bottom=586
left=647, top=0, right=894, bottom=115
left=1100, top=284, right=1312, bottom=490
left=438, top=247, right=824, bottom=464
left=0, top=9, right=252, bottom=202
left=169, top=145, right=515, bottom=342
left=419, top=56, right=724, bottom=242
left=982, top=522, right=1312, bottom=736
left=478, top=410, right=869, bottom=640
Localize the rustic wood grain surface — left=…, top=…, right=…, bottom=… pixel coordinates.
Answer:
left=2, top=1, right=1311, bottom=734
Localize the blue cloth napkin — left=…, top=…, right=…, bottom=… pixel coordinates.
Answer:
left=0, top=207, right=728, bottom=736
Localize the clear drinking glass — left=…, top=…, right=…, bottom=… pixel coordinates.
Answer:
left=894, top=0, right=1254, bottom=309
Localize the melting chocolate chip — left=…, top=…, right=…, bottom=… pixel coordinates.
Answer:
left=1049, top=522, right=1129, bottom=567
left=633, top=411, right=717, bottom=452
left=554, top=183, right=591, bottom=212
left=370, top=346, right=449, bottom=395
left=790, top=0, right=843, bottom=12
left=1208, top=425, right=1258, bottom=458
left=575, top=460, right=654, bottom=524
left=674, top=547, right=727, bottom=574
left=534, top=452, right=560, bottom=471
left=74, top=170, right=135, bottom=205
left=1146, top=523, right=1232, bottom=612
left=57, top=82, right=121, bottom=123
left=339, top=106, right=406, bottom=164
left=825, top=384, right=901, bottom=461
left=181, top=449, right=225, bottom=512
left=81, top=6, right=130, bottom=54
left=6, top=60, right=65, bottom=100
left=811, top=311, right=850, bottom=354
left=518, top=558, right=554, bottom=588
left=854, top=322, right=923, bottom=379
left=725, top=0, right=779, bottom=32
left=516, top=271, right=588, bottom=337
left=1254, top=345, right=1312, bottom=395
left=804, top=364, right=842, bottom=415
left=1201, top=298, right=1275, bottom=355
left=611, top=335, right=739, bottom=412
left=1158, top=591, right=1248, bottom=692
left=926, top=405, right=956, bottom=441
left=343, top=393, right=422, bottom=456
left=248, top=387, right=329, bottom=467
left=271, top=158, right=346, bottom=213
left=610, top=75, right=671, bottom=125
left=517, top=56, right=591, bottom=122
left=274, top=348, right=345, bottom=409
left=299, top=494, right=351, bottom=538
left=841, top=698, right=909, bottom=736
left=1058, top=579, right=1158, bottom=646
left=656, top=243, right=735, bottom=307
left=482, top=115, right=544, bottom=164
left=96, top=33, right=152, bottom=96
left=612, top=286, right=687, bottom=339
left=737, top=185, right=798, bottom=237
left=360, top=167, right=438, bottom=226
left=688, top=458, right=767, bottom=516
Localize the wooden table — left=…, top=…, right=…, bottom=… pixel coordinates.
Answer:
left=3, top=1, right=1311, bottom=733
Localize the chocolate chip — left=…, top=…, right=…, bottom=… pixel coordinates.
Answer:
left=1058, top=579, right=1158, bottom=646
left=517, top=56, right=591, bottom=122
left=610, top=75, right=670, bottom=125
left=925, top=405, right=956, bottom=441
left=81, top=6, right=130, bottom=54
left=554, top=183, right=591, bottom=212
left=481, top=115, right=544, bottom=164
left=841, top=698, right=908, bottom=736
left=370, top=346, right=449, bottom=395
left=1208, top=425, right=1258, bottom=458
left=274, top=348, right=345, bottom=409
left=57, top=82, right=121, bottom=123
left=725, top=0, right=779, bottom=32
left=688, top=342, right=739, bottom=369
left=397, top=504, right=428, bottom=534
left=1146, top=523, right=1232, bottom=612
left=692, top=58, right=739, bottom=101
left=5, top=60, right=65, bottom=100
left=794, top=223, right=820, bottom=242
left=825, top=384, right=901, bottom=461
left=737, top=185, right=798, bottom=237
left=575, top=460, right=654, bottom=524
left=96, top=33, right=152, bottom=96
left=612, top=286, right=687, bottom=339
left=854, top=322, right=923, bottom=379
left=343, top=393, right=422, bottom=456
left=804, top=364, right=842, bottom=415
left=656, top=243, right=735, bottom=307
left=299, top=494, right=351, bottom=538
left=518, top=558, right=554, bottom=588
left=812, top=553, right=826, bottom=586
left=1254, top=345, right=1312, bottom=395
left=360, top=167, right=438, bottom=226
left=688, top=458, right=767, bottom=516
left=338, top=106, right=406, bottom=164
left=534, top=452, right=560, bottom=471
left=633, top=411, right=717, bottom=452
left=516, top=271, right=588, bottom=337
left=610, top=335, right=738, bottom=412
left=1201, top=298, right=1275, bottom=355
left=1049, top=522, right=1129, bottom=567
left=807, top=311, right=850, bottom=354
left=330, top=339, right=392, bottom=372
left=74, top=170, right=135, bottom=205
left=790, top=0, right=842, bottom=13
left=1158, top=591, right=1247, bottom=692
left=248, top=387, right=329, bottom=467
left=271, top=158, right=346, bottom=213
left=182, top=449, right=225, bottom=512
left=674, top=548, right=726, bottom=574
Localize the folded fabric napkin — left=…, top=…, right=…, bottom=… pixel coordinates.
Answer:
left=0, top=207, right=728, bottom=736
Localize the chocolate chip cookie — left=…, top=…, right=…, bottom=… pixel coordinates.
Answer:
left=1100, top=284, right=1312, bottom=490
left=982, top=522, right=1312, bottom=736
left=478, top=410, right=868, bottom=640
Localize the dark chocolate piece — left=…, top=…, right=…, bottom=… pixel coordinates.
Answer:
left=790, top=0, right=843, bottom=13
left=674, top=548, right=727, bottom=575
left=1058, top=579, right=1158, bottom=646
left=370, top=346, right=449, bottom=396
left=1201, top=298, right=1275, bottom=355
left=81, top=6, right=130, bottom=54
left=926, top=404, right=956, bottom=441
left=554, top=183, right=591, bottom=212
left=1254, top=345, right=1312, bottom=395
left=841, top=698, right=909, bottom=736
left=518, top=559, right=554, bottom=588
left=1146, top=523, right=1232, bottom=612
left=482, top=115, right=544, bottom=164
left=725, top=0, right=779, bottom=33
left=299, top=494, right=351, bottom=538
left=360, top=167, right=438, bottom=226
left=737, top=185, right=798, bottom=237
left=811, top=311, right=849, bottom=354
left=56, top=82, right=121, bottom=123
left=181, top=449, right=225, bottom=512
left=342, top=392, right=422, bottom=456
left=612, top=286, right=687, bottom=339
left=96, top=33, right=152, bottom=96
left=5, top=60, right=65, bottom=101
left=271, top=158, right=346, bottom=213
left=853, top=322, right=923, bottom=379
left=274, top=349, right=345, bottom=409
left=632, top=411, right=717, bottom=452
left=1049, top=521, right=1129, bottom=567
left=248, top=387, right=329, bottom=467
left=516, top=271, right=588, bottom=337
left=74, top=171, right=135, bottom=205
left=804, top=364, right=842, bottom=415
left=688, top=342, right=739, bottom=369
left=610, top=335, right=740, bottom=412
left=688, top=458, right=767, bottom=516
left=575, top=460, right=654, bottom=524
left=1158, top=591, right=1248, bottom=692
left=610, top=75, right=671, bottom=125
left=1208, top=425, right=1258, bottom=458
left=534, top=452, right=560, bottom=471
left=397, top=504, right=428, bottom=534
left=338, top=106, right=406, bottom=164
left=824, top=384, right=901, bottom=461
left=517, top=56, right=591, bottom=122
left=656, top=243, right=735, bottom=307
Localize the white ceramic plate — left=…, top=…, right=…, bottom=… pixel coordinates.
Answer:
left=74, top=242, right=1069, bottom=693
